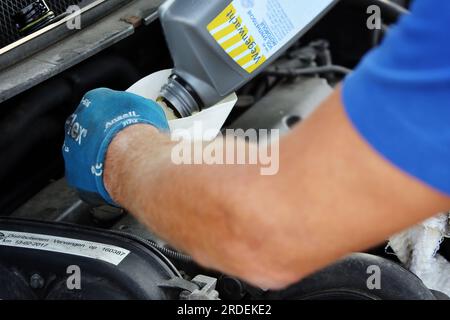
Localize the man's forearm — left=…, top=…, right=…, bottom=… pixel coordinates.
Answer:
left=103, top=125, right=268, bottom=283
left=103, top=88, right=450, bottom=289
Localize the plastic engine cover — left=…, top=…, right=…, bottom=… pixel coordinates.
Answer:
left=0, top=217, right=181, bottom=300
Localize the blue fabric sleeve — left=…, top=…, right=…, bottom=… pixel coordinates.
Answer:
left=342, top=0, right=450, bottom=195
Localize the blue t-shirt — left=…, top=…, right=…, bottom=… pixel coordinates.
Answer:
left=343, top=0, right=450, bottom=195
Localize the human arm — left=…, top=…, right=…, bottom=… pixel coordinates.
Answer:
left=103, top=87, right=450, bottom=289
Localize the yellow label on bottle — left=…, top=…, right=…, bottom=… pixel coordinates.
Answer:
left=208, top=3, right=267, bottom=74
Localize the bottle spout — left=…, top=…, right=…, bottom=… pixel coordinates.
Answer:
left=159, top=75, right=201, bottom=118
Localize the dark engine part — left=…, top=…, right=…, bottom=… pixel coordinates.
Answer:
left=0, top=0, right=130, bottom=71
left=231, top=77, right=333, bottom=135
left=13, top=0, right=57, bottom=36
left=0, top=217, right=181, bottom=299
left=266, top=253, right=439, bottom=300
left=1, top=0, right=82, bottom=47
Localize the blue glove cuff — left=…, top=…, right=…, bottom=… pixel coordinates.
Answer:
left=95, top=119, right=168, bottom=206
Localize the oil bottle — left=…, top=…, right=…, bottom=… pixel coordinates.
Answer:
left=158, top=0, right=337, bottom=118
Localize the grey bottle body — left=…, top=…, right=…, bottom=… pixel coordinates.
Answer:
left=159, top=0, right=337, bottom=117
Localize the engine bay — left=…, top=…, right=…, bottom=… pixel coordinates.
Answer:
left=1, top=0, right=449, bottom=301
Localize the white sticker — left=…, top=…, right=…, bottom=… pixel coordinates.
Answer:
left=237, top=0, right=335, bottom=57
left=0, top=230, right=130, bottom=266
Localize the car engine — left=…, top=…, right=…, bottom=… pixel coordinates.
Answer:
left=1, top=0, right=449, bottom=300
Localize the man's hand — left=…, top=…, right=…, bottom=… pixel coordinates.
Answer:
left=63, top=88, right=169, bottom=206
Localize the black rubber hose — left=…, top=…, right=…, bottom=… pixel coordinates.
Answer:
left=146, top=240, right=194, bottom=264
left=264, top=65, right=352, bottom=77
left=110, top=228, right=194, bottom=264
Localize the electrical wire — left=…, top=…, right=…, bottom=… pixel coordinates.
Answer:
left=264, top=65, right=352, bottom=77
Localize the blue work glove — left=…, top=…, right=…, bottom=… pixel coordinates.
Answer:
left=63, top=88, right=170, bottom=206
